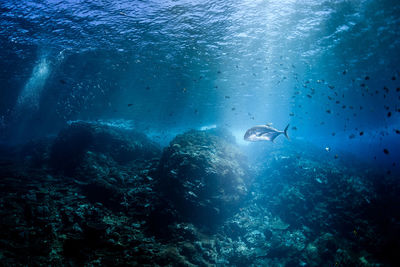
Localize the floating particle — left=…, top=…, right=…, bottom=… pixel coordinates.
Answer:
left=328, top=85, right=335, bottom=89
left=328, top=96, right=333, bottom=100
left=182, top=87, right=187, bottom=92
left=146, top=86, right=150, bottom=90
left=384, top=86, right=389, bottom=93
left=342, top=105, right=346, bottom=109
left=334, top=154, right=339, bottom=159
left=343, top=70, right=347, bottom=75
left=326, top=110, right=331, bottom=114
left=127, top=103, right=133, bottom=107
left=307, top=94, right=312, bottom=98
left=359, top=131, right=364, bottom=136
left=397, top=87, right=400, bottom=92
left=225, top=95, right=230, bottom=99
left=292, top=126, right=297, bottom=130
left=217, top=70, right=221, bottom=74
left=392, top=76, right=396, bottom=80
left=360, top=83, right=366, bottom=87
left=332, top=132, right=336, bottom=136
left=395, top=129, right=400, bottom=134
left=349, top=134, right=355, bottom=139
left=388, top=112, right=392, bottom=117
left=59, top=79, right=67, bottom=84
left=231, top=107, right=236, bottom=111
left=289, top=113, right=294, bottom=116
left=194, top=109, right=198, bottom=114
left=383, top=148, right=389, bottom=155
left=336, top=101, right=340, bottom=104
left=365, top=76, right=370, bottom=80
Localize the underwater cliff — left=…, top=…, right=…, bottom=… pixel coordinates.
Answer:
left=1, top=0, right=400, bottom=266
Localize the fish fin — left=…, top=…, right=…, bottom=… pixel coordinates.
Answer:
left=284, top=124, right=289, bottom=140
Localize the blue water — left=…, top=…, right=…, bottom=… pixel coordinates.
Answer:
left=0, top=1, right=400, bottom=265
left=1, top=0, right=399, bottom=170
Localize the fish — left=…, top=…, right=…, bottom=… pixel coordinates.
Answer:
left=244, top=124, right=289, bottom=142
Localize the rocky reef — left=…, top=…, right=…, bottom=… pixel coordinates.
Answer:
left=157, top=129, right=250, bottom=225
left=49, top=121, right=161, bottom=177
left=0, top=124, right=399, bottom=266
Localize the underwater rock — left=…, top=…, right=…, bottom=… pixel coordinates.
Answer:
left=157, top=129, right=250, bottom=225
left=49, top=121, right=161, bottom=175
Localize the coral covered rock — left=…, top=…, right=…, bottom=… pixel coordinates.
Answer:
left=157, top=129, right=250, bottom=225
left=49, top=121, right=161, bottom=175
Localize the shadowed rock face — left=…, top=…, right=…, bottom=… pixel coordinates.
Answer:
left=157, top=129, right=251, bottom=225
left=49, top=121, right=161, bottom=176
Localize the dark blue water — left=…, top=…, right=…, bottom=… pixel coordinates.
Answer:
left=1, top=0, right=400, bottom=266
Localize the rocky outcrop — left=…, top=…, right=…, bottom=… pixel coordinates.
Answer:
left=157, top=129, right=251, bottom=225
left=49, top=121, right=161, bottom=176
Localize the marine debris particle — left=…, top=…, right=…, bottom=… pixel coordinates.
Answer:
left=359, top=131, right=364, bottom=136
left=395, top=129, right=400, bottom=134
left=387, top=112, right=392, bottom=118
left=383, top=86, right=389, bottom=93
left=383, top=148, right=389, bottom=155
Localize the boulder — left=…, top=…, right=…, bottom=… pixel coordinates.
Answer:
left=49, top=121, right=161, bottom=175
left=157, top=129, right=250, bottom=225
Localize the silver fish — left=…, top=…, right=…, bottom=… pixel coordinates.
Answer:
left=244, top=124, right=289, bottom=142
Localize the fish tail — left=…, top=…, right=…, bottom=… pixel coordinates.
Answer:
left=283, top=124, right=289, bottom=140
